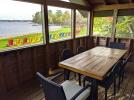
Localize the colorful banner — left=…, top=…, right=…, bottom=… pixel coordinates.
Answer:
left=7, top=33, right=42, bottom=47
left=49, top=32, right=71, bottom=41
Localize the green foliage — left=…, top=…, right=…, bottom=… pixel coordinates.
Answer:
left=116, top=16, right=134, bottom=38
left=32, top=12, right=42, bottom=24
left=93, top=17, right=113, bottom=37
left=33, top=10, right=71, bottom=25
left=93, top=16, right=134, bottom=38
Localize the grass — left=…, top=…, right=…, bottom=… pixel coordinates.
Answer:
left=49, top=27, right=71, bottom=42
left=0, top=33, right=43, bottom=50
left=0, top=27, right=86, bottom=51
left=76, top=27, right=87, bottom=37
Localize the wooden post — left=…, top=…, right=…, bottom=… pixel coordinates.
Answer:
left=0, top=55, right=6, bottom=98
left=89, top=11, right=94, bottom=36
left=85, top=10, right=93, bottom=49
left=72, top=9, right=76, bottom=39
left=111, top=9, right=118, bottom=42
left=43, top=0, right=50, bottom=75
left=72, top=9, right=77, bottom=54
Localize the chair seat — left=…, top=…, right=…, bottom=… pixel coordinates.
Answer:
left=61, top=80, right=90, bottom=100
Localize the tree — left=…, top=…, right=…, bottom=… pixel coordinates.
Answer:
left=116, top=16, right=134, bottom=38
left=48, top=10, right=54, bottom=24
left=93, top=17, right=113, bottom=36
left=62, top=11, right=71, bottom=25
left=55, top=10, right=63, bottom=25
left=33, top=10, right=71, bottom=26
left=32, top=12, right=42, bottom=24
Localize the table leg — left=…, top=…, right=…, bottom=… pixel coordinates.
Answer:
left=64, top=69, right=70, bottom=80
left=90, top=79, right=98, bottom=100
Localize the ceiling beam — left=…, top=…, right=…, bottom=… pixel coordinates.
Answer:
left=105, top=0, right=119, bottom=5
left=103, top=0, right=108, bottom=5
left=15, top=0, right=44, bottom=4
left=94, top=3, right=134, bottom=11
left=129, top=0, right=133, bottom=3
left=115, top=0, right=119, bottom=4
left=47, top=0, right=91, bottom=11
left=16, top=0, right=91, bottom=11
left=82, top=0, right=92, bottom=8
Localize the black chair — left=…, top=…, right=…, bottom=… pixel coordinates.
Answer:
left=77, top=46, right=86, bottom=54
left=36, top=72, right=91, bottom=100
left=61, top=48, right=74, bottom=80
left=83, top=61, right=121, bottom=100
left=109, top=42, right=125, bottom=49
left=108, top=42, right=130, bottom=91
left=61, top=48, right=74, bottom=61
left=117, top=52, right=132, bottom=90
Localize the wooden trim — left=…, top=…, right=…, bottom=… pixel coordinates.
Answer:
left=104, top=0, right=108, bottom=5
left=16, top=0, right=90, bottom=11
left=44, top=0, right=50, bottom=73
left=129, top=0, right=133, bottom=3
left=15, top=0, right=44, bottom=4
left=72, top=9, right=76, bottom=39
left=0, top=56, right=6, bottom=94
left=82, top=0, right=91, bottom=8
left=115, top=0, right=119, bottom=4
left=43, top=2, right=49, bottom=44
left=94, top=3, right=134, bottom=11
left=111, top=9, right=118, bottom=42
left=46, top=0, right=90, bottom=11
left=89, top=11, right=94, bottom=36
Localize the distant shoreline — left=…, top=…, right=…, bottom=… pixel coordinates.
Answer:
left=0, top=20, right=32, bottom=22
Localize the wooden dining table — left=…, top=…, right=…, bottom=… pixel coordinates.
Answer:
left=59, top=46, right=127, bottom=100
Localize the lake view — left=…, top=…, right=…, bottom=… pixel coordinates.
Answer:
left=0, top=21, right=61, bottom=38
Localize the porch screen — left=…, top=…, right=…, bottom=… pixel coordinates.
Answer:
left=93, top=10, right=113, bottom=37
left=116, top=9, right=134, bottom=38
left=75, top=10, right=89, bottom=37
left=48, top=6, right=72, bottom=42
left=0, top=0, right=44, bottom=52
left=93, top=16, right=113, bottom=37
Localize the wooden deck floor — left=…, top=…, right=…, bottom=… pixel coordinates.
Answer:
left=3, top=62, right=134, bottom=100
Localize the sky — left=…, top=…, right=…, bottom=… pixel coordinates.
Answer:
left=0, top=0, right=41, bottom=20
left=0, top=0, right=71, bottom=20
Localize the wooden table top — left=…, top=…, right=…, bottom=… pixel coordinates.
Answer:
left=59, top=46, right=127, bottom=80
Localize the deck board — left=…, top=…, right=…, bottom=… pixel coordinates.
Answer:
left=4, top=62, right=134, bottom=100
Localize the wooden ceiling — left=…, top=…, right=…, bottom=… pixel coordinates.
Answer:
left=68, top=0, right=134, bottom=10
left=85, top=0, right=134, bottom=6
left=17, top=0, right=134, bottom=11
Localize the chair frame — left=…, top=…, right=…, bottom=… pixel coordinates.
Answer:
left=36, top=72, right=91, bottom=100
left=109, top=42, right=125, bottom=49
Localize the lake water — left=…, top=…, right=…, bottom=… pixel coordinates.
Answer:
left=0, top=21, right=61, bottom=38
left=0, top=21, right=42, bottom=34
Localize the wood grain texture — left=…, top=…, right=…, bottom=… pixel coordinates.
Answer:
left=94, top=3, right=134, bottom=11
left=59, top=46, right=127, bottom=80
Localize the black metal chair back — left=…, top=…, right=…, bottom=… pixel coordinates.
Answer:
left=109, top=42, right=125, bottom=49
left=122, top=52, right=132, bottom=67
left=77, top=46, right=86, bottom=54
left=36, top=72, right=66, bottom=100
left=61, top=48, right=74, bottom=61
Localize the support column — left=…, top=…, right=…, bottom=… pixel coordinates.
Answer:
left=43, top=0, right=50, bottom=75
left=111, top=9, right=118, bottom=42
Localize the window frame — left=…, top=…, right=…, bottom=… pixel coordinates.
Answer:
left=92, top=16, right=114, bottom=37
left=47, top=5, right=73, bottom=43
left=115, top=15, right=134, bottom=39
left=0, top=1, right=45, bottom=52
left=75, top=9, right=90, bottom=38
